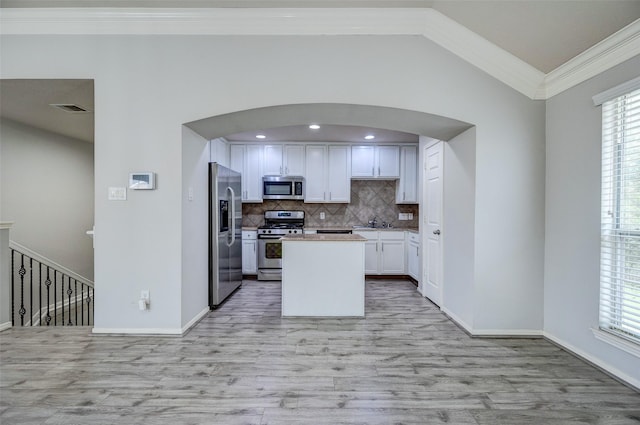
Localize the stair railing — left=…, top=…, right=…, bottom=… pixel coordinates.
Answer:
left=9, top=241, right=94, bottom=327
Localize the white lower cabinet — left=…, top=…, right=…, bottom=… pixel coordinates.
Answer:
left=242, top=230, right=257, bottom=274
left=354, top=230, right=405, bottom=275
left=406, top=232, right=420, bottom=281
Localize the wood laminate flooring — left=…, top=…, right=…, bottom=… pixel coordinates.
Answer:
left=1, top=280, right=639, bottom=424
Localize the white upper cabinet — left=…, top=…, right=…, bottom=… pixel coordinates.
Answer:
left=284, top=145, right=305, bottom=176
left=230, top=144, right=263, bottom=203
left=327, top=145, right=351, bottom=202
left=351, top=145, right=400, bottom=178
left=304, top=144, right=350, bottom=203
left=351, top=146, right=376, bottom=177
left=263, top=145, right=283, bottom=176
left=304, top=145, right=327, bottom=202
left=396, top=145, right=418, bottom=204
left=263, top=144, right=305, bottom=176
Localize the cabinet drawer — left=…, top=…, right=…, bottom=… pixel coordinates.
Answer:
left=379, top=231, right=405, bottom=241
left=407, top=232, right=420, bottom=244
left=242, top=231, right=257, bottom=240
left=354, top=230, right=378, bottom=241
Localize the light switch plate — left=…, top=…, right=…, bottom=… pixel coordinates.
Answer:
left=108, top=187, right=127, bottom=201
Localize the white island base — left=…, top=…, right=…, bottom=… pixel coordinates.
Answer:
left=281, top=234, right=366, bottom=317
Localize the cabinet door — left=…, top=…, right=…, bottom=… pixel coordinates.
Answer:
left=408, top=242, right=419, bottom=280
left=363, top=240, right=379, bottom=274
left=327, top=145, right=351, bottom=202
left=242, top=240, right=257, bottom=274
left=397, top=145, right=418, bottom=203
left=381, top=240, right=405, bottom=274
left=229, top=145, right=246, bottom=200
left=284, top=145, right=305, bottom=176
left=263, top=145, right=283, bottom=176
left=304, top=145, right=327, bottom=202
left=377, top=146, right=400, bottom=178
left=245, top=145, right=264, bottom=202
left=351, top=146, right=375, bottom=177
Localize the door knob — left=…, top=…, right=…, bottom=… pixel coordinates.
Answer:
left=433, top=229, right=441, bottom=235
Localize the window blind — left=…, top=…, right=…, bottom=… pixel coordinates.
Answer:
left=600, top=86, right=640, bottom=345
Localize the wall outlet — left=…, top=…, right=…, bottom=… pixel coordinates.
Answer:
left=320, top=212, right=325, bottom=220
left=398, top=212, right=414, bottom=221
left=188, top=187, right=194, bottom=201
left=407, top=213, right=413, bottom=220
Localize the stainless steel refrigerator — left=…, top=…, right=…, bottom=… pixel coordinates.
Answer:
left=209, top=162, right=243, bottom=309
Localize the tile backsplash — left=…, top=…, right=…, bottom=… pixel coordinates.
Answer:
left=242, top=180, right=419, bottom=229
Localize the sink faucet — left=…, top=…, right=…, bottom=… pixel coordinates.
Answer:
left=368, top=216, right=378, bottom=228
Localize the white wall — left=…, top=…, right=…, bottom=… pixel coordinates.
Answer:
left=181, top=126, right=211, bottom=329
left=0, top=118, right=94, bottom=280
left=442, top=127, right=476, bottom=330
left=0, top=34, right=545, bottom=334
left=545, top=55, right=640, bottom=386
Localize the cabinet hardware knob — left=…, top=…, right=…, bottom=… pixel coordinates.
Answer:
left=433, top=229, right=441, bottom=235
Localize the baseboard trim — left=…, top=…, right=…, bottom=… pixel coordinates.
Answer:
left=440, top=306, right=473, bottom=335
left=543, top=331, right=640, bottom=391
left=181, top=307, right=210, bottom=335
left=91, top=307, right=210, bottom=337
left=92, top=327, right=184, bottom=336
left=0, top=321, right=12, bottom=332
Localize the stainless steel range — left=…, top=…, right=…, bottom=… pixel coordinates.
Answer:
left=257, top=210, right=304, bottom=281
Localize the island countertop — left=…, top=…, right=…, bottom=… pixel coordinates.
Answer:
left=280, top=234, right=366, bottom=242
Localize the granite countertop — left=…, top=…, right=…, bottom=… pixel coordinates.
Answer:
left=281, top=234, right=367, bottom=242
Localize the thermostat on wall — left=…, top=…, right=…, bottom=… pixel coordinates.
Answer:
left=129, top=172, right=156, bottom=190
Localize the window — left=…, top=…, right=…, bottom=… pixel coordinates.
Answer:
left=600, top=84, right=640, bottom=346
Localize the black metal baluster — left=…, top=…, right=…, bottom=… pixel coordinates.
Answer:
left=18, top=254, right=26, bottom=326
left=81, top=284, right=84, bottom=326
left=54, top=271, right=57, bottom=326
left=61, top=274, right=65, bottom=325
left=29, top=258, right=33, bottom=326
left=39, top=263, right=42, bottom=326
left=45, top=267, right=52, bottom=325
left=87, top=287, right=93, bottom=326
left=67, top=277, right=73, bottom=326
left=74, top=280, right=78, bottom=326
left=11, top=250, right=15, bottom=326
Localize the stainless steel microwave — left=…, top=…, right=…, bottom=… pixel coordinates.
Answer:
left=262, top=176, right=304, bottom=200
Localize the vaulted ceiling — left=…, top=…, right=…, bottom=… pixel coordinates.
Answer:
left=1, top=1, right=639, bottom=143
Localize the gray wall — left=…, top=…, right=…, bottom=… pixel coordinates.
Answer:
left=442, top=128, right=476, bottom=329
left=0, top=34, right=545, bottom=335
left=181, top=126, right=211, bottom=328
left=545, top=55, right=640, bottom=386
left=0, top=118, right=94, bottom=280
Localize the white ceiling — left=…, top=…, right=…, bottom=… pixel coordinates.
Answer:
left=224, top=124, right=418, bottom=143
left=0, top=79, right=94, bottom=143
left=1, top=1, right=638, bottom=143
left=2, top=0, right=638, bottom=74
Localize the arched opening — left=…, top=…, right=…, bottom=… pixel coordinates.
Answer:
left=181, top=103, right=476, bottom=326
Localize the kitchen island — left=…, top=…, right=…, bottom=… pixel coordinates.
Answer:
left=281, top=233, right=366, bottom=317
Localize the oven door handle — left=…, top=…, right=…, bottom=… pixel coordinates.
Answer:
left=259, top=235, right=284, bottom=240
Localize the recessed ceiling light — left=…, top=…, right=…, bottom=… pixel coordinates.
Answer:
left=256, top=134, right=266, bottom=139
left=364, top=135, right=375, bottom=140
left=309, top=124, right=320, bottom=130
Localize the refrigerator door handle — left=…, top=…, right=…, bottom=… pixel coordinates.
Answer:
left=227, top=186, right=236, bottom=247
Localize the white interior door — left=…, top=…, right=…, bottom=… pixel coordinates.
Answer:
left=422, top=141, right=443, bottom=306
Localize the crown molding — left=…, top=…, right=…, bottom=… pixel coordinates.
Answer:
left=1, top=7, right=637, bottom=100
left=540, top=19, right=640, bottom=100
